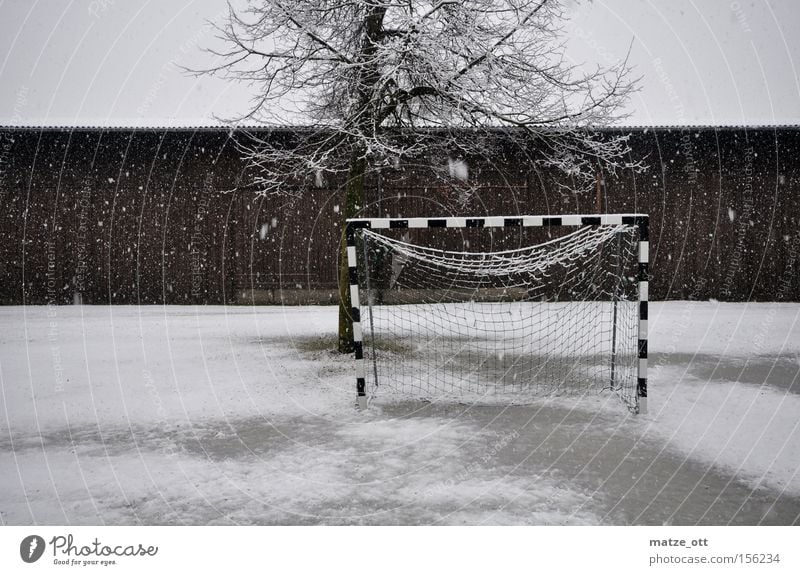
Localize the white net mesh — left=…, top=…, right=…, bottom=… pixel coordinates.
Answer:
left=355, top=223, right=640, bottom=412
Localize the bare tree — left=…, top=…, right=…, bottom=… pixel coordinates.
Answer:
left=201, top=0, right=638, bottom=352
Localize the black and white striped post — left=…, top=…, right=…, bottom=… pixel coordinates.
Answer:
left=632, top=215, right=649, bottom=415
left=346, top=220, right=369, bottom=409
left=345, top=214, right=649, bottom=413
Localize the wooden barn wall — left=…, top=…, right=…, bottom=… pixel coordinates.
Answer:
left=0, top=127, right=798, bottom=305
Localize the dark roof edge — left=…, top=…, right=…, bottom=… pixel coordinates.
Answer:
left=1, top=124, right=799, bottom=132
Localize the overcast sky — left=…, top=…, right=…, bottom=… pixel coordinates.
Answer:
left=1, top=0, right=798, bottom=127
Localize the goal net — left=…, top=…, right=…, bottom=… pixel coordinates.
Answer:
left=346, top=215, right=648, bottom=414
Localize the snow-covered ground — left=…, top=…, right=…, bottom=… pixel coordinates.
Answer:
left=1, top=302, right=798, bottom=525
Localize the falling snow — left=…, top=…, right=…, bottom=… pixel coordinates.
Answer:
left=448, top=158, right=469, bottom=182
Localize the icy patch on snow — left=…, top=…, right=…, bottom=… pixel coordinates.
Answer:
left=644, top=365, right=800, bottom=497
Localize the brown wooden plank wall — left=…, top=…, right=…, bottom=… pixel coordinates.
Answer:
left=0, top=126, right=798, bottom=304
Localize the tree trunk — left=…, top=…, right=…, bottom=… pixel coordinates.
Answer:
left=337, top=152, right=367, bottom=353
left=336, top=5, right=385, bottom=354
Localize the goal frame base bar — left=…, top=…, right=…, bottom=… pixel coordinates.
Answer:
left=345, top=213, right=649, bottom=415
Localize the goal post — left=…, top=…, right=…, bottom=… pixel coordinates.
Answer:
left=345, top=214, right=649, bottom=414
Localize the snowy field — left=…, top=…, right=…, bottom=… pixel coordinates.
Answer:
left=1, top=302, right=799, bottom=525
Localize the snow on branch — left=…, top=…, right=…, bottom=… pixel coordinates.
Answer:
left=201, top=0, right=642, bottom=198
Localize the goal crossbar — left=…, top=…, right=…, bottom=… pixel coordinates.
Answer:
left=345, top=214, right=649, bottom=414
